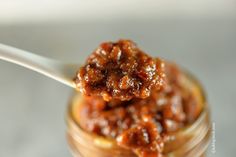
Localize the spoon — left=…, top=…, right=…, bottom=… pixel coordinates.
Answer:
left=0, top=43, right=80, bottom=88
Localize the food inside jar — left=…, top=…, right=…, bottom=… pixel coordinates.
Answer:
left=73, top=40, right=203, bottom=157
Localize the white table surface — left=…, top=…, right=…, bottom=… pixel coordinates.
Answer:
left=0, top=18, right=235, bottom=157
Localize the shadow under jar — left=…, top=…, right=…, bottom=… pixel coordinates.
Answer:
left=66, top=71, right=211, bottom=157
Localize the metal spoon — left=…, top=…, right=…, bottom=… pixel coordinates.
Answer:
left=0, top=43, right=79, bottom=88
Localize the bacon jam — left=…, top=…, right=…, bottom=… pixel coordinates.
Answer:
left=74, top=40, right=165, bottom=101
left=74, top=40, right=202, bottom=157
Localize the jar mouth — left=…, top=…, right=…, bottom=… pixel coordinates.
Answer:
left=66, top=70, right=210, bottom=155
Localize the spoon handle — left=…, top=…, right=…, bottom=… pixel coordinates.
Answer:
left=0, top=43, right=76, bottom=88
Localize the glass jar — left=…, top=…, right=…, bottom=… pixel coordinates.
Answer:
left=66, top=71, right=211, bottom=157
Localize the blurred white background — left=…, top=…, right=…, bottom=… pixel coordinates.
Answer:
left=0, top=0, right=236, bottom=24
left=0, top=1, right=235, bottom=157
